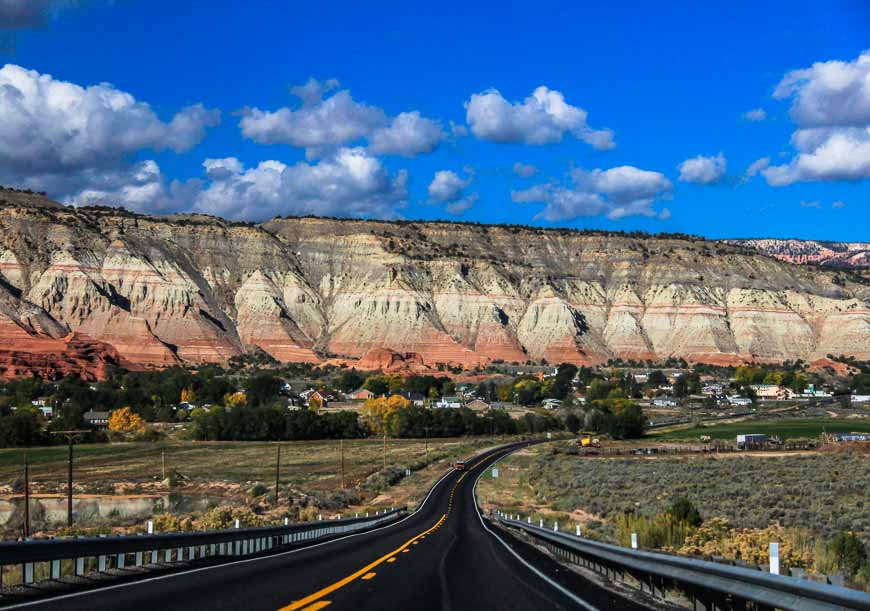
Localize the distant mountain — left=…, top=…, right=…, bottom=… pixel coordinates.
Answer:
left=0, top=187, right=868, bottom=379
left=725, top=238, right=870, bottom=269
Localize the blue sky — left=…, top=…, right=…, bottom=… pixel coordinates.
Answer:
left=1, top=0, right=868, bottom=240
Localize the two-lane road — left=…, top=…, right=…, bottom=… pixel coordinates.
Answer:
left=13, top=443, right=644, bottom=611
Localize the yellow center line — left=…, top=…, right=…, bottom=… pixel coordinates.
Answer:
left=279, top=459, right=488, bottom=611
left=279, top=513, right=447, bottom=611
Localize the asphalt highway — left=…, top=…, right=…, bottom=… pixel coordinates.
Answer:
left=14, top=443, right=646, bottom=611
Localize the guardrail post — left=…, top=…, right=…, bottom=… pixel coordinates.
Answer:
left=151, top=548, right=158, bottom=564
left=165, top=549, right=172, bottom=563
left=98, top=554, right=106, bottom=572
left=23, top=562, right=34, bottom=584
left=117, top=553, right=125, bottom=569
left=135, top=551, right=143, bottom=566
left=51, top=559, right=60, bottom=580
left=75, top=556, right=84, bottom=576
left=769, top=542, right=780, bottom=575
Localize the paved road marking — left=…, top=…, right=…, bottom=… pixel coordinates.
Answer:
left=300, top=602, right=331, bottom=611
left=278, top=513, right=447, bottom=611
left=277, top=451, right=495, bottom=611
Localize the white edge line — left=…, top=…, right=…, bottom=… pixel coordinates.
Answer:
left=4, top=465, right=458, bottom=609
left=472, top=447, right=599, bottom=611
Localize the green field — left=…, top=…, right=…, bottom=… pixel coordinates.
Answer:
left=651, top=417, right=870, bottom=441
left=0, top=437, right=492, bottom=491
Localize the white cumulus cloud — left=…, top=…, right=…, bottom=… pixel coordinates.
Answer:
left=0, top=63, right=219, bottom=194
left=368, top=111, right=446, bottom=157
left=512, top=165, right=672, bottom=221
left=763, top=50, right=870, bottom=185
left=67, top=148, right=409, bottom=221
left=677, top=153, right=727, bottom=185
left=239, top=78, right=447, bottom=158
left=428, top=168, right=477, bottom=215
left=742, top=108, right=767, bottom=122
left=512, top=162, right=538, bottom=178
left=464, top=86, right=614, bottom=149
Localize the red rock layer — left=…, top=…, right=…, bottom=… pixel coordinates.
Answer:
left=0, top=326, right=130, bottom=381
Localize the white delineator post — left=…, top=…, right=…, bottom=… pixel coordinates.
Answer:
left=539, top=518, right=544, bottom=528
left=576, top=524, right=581, bottom=537
left=631, top=533, right=638, bottom=549
left=769, top=542, right=780, bottom=575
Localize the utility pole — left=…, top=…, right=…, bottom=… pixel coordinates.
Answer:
left=383, top=434, right=387, bottom=471
left=340, top=439, right=345, bottom=490
left=51, top=430, right=86, bottom=529
left=274, top=443, right=281, bottom=505
left=23, top=454, right=29, bottom=538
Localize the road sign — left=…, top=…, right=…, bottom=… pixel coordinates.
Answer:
left=491, top=467, right=499, bottom=478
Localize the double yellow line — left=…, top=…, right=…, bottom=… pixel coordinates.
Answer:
left=280, top=457, right=488, bottom=610
left=280, top=512, right=447, bottom=610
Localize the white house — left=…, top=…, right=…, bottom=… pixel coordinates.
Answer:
left=435, top=396, right=462, bottom=409
left=727, top=396, right=752, bottom=407
left=851, top=394, right=870, bottom=404
left=652, top=396, right=678, bottom=407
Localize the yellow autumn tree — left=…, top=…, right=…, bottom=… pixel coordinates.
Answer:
left=308, top=394, right=323, bottom=411
left=362, top=395, right=411, bottom=436
left=108, top=407, right=146, bottom=435
left=224, top=391, right=247, bottom=408
left=180, top=387, right=197, bottom=403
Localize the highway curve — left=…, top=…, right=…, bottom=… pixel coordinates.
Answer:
left=12, top=443, right=646, bottom=611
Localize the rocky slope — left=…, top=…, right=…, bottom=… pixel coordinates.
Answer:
left=0, top=189, right=868, bottom=378
left=726, top=238, right=870, bottom=269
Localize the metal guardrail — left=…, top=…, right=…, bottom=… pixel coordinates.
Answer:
left=494, top=513, right=870, bottom=611
left=0, top=508, right=405, bottom=588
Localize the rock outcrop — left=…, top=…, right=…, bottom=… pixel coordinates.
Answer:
left=727, top=238, right=870, bottom=269
left=0, top=189, right=868, bottom=378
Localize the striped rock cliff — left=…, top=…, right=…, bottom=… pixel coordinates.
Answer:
left=0, top=189, right=868, bottom=378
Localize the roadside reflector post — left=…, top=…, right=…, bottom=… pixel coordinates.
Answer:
left=284, top=517, right=289, bottom=526
left=539, top=519, right=544, bottom=528
left=554, top=522, right=559, bottom=532
left=576, top=524, right=581, bottom=537
left=527, top=517, right=531, bottom=524
left=147, top=520, right=154, bottom=534
left=770, top=542, right=780, bottom=575
left=318, top=514, right=322, bottom=521
left=235, top=519, right=240, bottom=529
left=631, top=533, right=638, bottom=549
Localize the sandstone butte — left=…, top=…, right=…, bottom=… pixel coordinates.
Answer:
left=0, top=189, right=868, bottom=380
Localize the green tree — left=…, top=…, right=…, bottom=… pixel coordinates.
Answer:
left=667, top=497, right=703, bottom=527
left=827, top=532, right=868, bottom=577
